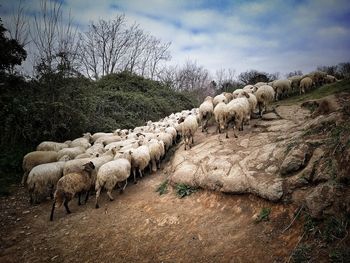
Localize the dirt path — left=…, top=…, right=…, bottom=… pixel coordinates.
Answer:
left=0, top=161, right=303, bottom=262
left=0, top=104, right=315, bottom=263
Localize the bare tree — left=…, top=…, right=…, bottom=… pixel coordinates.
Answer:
left=6, top=0, right=29, bottom=47
left=30, top=0, right=80, bottom=76
left=148, top=38, right=171, bottom=79
left=285, top=70, right=303, bottom=78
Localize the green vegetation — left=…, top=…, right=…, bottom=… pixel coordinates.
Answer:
left=156, top=180, right=169, bottom=195
left=255, top=207, right=271, bottom=223
left=175, top=183, right=197, bottom=198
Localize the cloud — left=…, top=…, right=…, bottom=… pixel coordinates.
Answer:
left=0, top=0, right=349, bottom=77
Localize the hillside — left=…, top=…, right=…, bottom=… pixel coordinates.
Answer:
left=0, top=80, right=349, bottom=262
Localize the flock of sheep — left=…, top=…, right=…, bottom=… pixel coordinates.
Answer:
left=21, top=70, right=337, bottom=221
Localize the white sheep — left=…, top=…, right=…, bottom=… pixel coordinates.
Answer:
left=91, top=132, right=113, bottom=143
left=70, top=133, right=92, bottom=149
left=86, top=142, right=105, bottom=155
left=288, top=75, right=303, bottom=94
left=22, top=151, right=59, bottom=185
left=243, top=85, right=255, bottom=93
left=223, top=92, right=234, bottom=102
left=36, top=141, right=69, bottom=152
left=165, top=126, right=177, bottom=144
left=272, top=79, right=292, bottom=100
left=26, top=161, right=67, bottom=204
left=237, top=91, right=257, bottom=119
left=255, top=85, right=275, bottom=116
left=129, top=145, right=151, bottom=183
left=198, top=96, right=214, bottom=133
left=50, top=161, right=95, bottom=221
left=213, top=102, right=227, bottom=134
left=299, top=77, right=314, bottom=94
left=178, top=115, right=198, bottom=150
left=142, top=138, right=164, bottom=172
left=57, top=146, right=86, bottom=160
left=156, top=132, right=173, bottom=151
left=213, top=94, right=228, bottom=107
left=95, top=152, right=132, bottom=209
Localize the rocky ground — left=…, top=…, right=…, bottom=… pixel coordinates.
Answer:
left=0, top=94, right=349, bottom=262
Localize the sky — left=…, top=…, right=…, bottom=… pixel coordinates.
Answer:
left=1, top=0, right=350, bottom=77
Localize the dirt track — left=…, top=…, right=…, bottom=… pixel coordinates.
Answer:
left=0, top=127, right=304, bottom=263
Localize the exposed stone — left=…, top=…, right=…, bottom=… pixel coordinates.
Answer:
left=261, top=112, right=280, bottom=120
left=305, top=183, right=336, bottom=218
left=280, top=144, right=311, bottom=176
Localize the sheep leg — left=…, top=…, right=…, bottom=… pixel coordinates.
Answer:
left=139, top=169, right=143, bottom=178
left=133, top=169, right=137, bottom=184
left=122, top=180, right=128, bottom=191
left=78, top=193, right=82, bottom=206
left=95, top=188, right=101, bottom=209
left=84, top=190, right=90, bottom=204
left=50, top=200, right=56, bottom=221
left=107, top=190, right=114, bottom=201
left=64, top=199, right=71, bottom=214
left=152, top=159, right=157, bottom=172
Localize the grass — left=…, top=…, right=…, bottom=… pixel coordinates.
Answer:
left=156, top=180, right=169, bottom=195
left=275, top=79, right=350, bottom=105
left=329, top=246, right=350, bottom=263
left=175, top=183, right=197, bottom=198
left=322, top=216, right=348, bottom=243
left=255, top=207, right=271, bottom=223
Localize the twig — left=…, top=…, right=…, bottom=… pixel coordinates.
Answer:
left=282, top=205, right=304, bottom=233
left=286, top=231, right=306, bottom=263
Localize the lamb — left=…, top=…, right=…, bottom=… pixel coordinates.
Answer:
left=129, top=145, right=151, bottom=183
left=299, top=77, right=314, bottom=94
left=22, top=151, right=59, bottom=185
left=255, top=85, right=275, bottom=116
left=213, top=102, right=227, bottom=134
left=95, top=152, right=132, bottom=209
left=36, top=141, right=69, bottom=152
left=198, top=96, right=214, bottom=133
left=26, top=161, right=67, bottom=204
left=50, top=161, right=95, bottom=221
left=213, top=94, right=227, bottom=107
left=57, top=146, right=86, bottom=160
left=178, top=115, right=198, bottom=150
left=272, top=79, right=292, bottom=100
left=70, top=133, right=92, bottom=149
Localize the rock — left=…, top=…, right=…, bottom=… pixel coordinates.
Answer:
left=280, top=144, right=311, bottom=176
left=170, top=161, right=198, bottom=186
left=22, top=210, right=30, bottom=214
left=305, top=183, right=336, bottom=218
left=262, top=112, right=280, bottom=120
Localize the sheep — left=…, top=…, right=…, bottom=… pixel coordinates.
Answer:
left=307, top=71, right=327, bottom=87
left=223, top=92, right=234, bottom=102
left=288, top=75, right=303, bottom=94
left=95, top=152, right=132, bottom=209
left=22, top=151, right=59, bottom=185
left=225, top=99, right=247, bottom=138
left=229, top=97, right=250, bottom=129
left=198, top=96, right=214, bottom=133
left=325, top=75, right=337, bottom=84
left=243, top=85, right=255, bottom=93
left=141, top=138, right=164, bottom=172
left=91, top=132, right=113, bottom=143
left=50, top=161, right=95, bottom=221
left=70, top=133, right=92, bottom=149
left=156, top=132, right=173, bottom=151
left=232, top=89, right=244, bottom=99
left=178, top=115, right=198, bottom=150
left=26, top=161, right=67, bottom=204
left=254, top=82, right=267, bottom=88
left=129, top=145, right=151, bottom=183
left=57, top=146, right=86, bottom=160
left=299, top=77, right=314, bottom=95
left=213, top=94, right=227, bottom=107
left=164, top=126, right=177, bottom=144
left=36, top=141, right=69, bottom=152
left=74, top=152, right=100, bottom=159
left=100, top=135, right=122, bottom=146
left=272, top=79, right=292, bottom=100
left=255, top=85, right=275, bottom=116
left=213, top=102, right=227, bottom=134
left=86, top=143, right=105, bottom=155
left=237, top=91, right=257, bottom=118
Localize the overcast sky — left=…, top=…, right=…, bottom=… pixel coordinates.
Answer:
left=1, top=0, right=350, bottom=77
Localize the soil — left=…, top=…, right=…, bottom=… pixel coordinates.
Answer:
left=0, top=131, right=305, bottom=263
